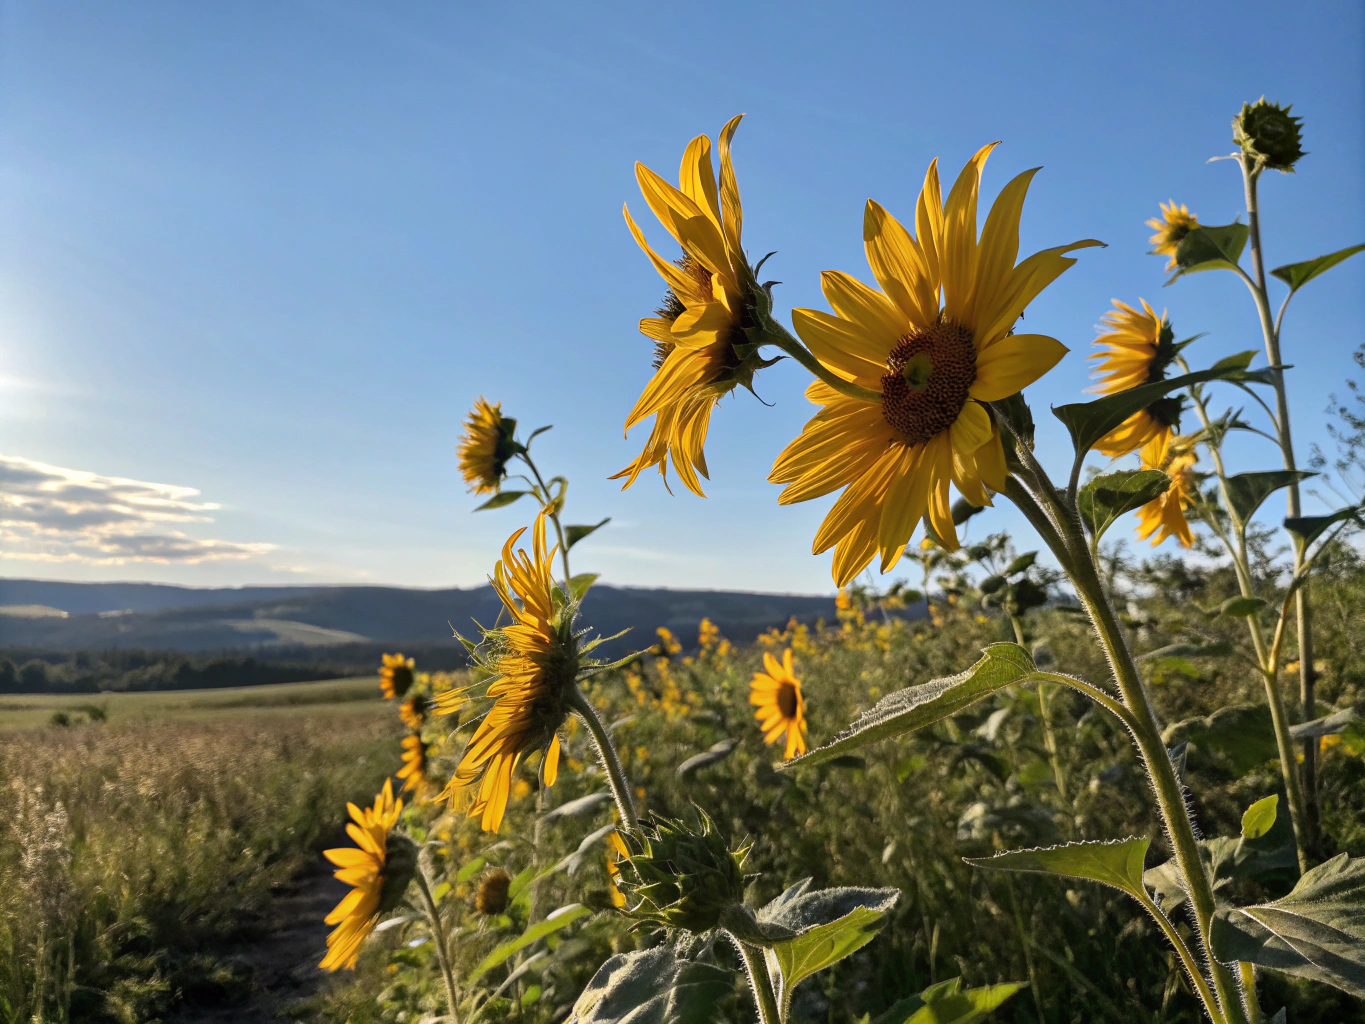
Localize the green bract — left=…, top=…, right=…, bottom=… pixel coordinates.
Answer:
left=613, top=810, right=750, bottom=933
left=1233, top=98, right=1306, bottom=172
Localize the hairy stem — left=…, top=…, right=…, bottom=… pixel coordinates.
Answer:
left=728, top=933, right=782, bottom=1024
left=518, top=452, right=574, bottom=587
left=567, top=685, right=639, bottom=831
left=415, top=858, right=461, bottom=1024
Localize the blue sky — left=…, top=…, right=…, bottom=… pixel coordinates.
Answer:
left=1, top=0, right=1361, bottom=594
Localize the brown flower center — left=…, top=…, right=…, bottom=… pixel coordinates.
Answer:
left=880, top=321, right=977, bottom=444
left=776, top=681, right=799, bottom=720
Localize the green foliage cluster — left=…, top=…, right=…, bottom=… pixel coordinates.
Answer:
left=0, top=647, right=355, bottom=694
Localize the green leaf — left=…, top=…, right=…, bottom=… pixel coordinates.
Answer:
left=1145, top=803, right=1298, bottom=912
left=874, top=977, right=1023, bottom=1024
left=1224, top=470, right=1316, bottom=524
left=455, top=856, right=487, bottom=884
left=470, top=903, right=591, bottom=981
left=1004, top=552, right=1037, bottom=576
left=1138, top=640, right=1233, bottom=662
left=1168, top=221, right=1249, bottom=280
left=475, top=489, right=531, bottom=511
left=1078, top=470, right=1169, bottom=542
left=756, top=880, right=900, bottom=994
left=978, top=574, right=1006, bottom=595
left=965, top=837, right=1150, bottom=901
left=568, top=573, right=600, bottom=602
left=1271, top=244, right=1365, bottom=292
left=1220, top=596, right=1267, bottom=618
left=567, top=945, right=734, bottom=1024
left=1162, top=704, right=1278, bottom=775
left=507, top=864, right=539, bottom=902
left=565, top=518, right=611, bottom=549
left=1290, top=708, right=1359, bottom=740
left=1285, top=505, right=1361, bottom=549
left=677, top=738, right=739, bottom=778
left=1242, top=794, right=1280, bottom=839
left=1210, top=853, right=1365, bottom=998
left=951, top=499, right=985, bottom=526
left=539, top=791, right=614, bottom=824
left=781, top=644, right=1036, bottom=771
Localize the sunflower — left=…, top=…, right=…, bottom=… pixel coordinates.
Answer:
left=437, top=512, right=571, bottom=832
left=458, top=397, right=519, bottom=495
left=1136, top=450, right=1198, bottom=548
left=612, top=114, right=770, bottom=497
left=750, top=649, right=808, bottom=760
left=397, top=734, right=430, bottom=795
left=1089, top=299, right=1183, bottom=463
left=770, top=146, right=1101, bottom=584
left=320, top=779, right=414, bottom=971
left=399, top=691, right=428, bottom=731
left=1147, top=201, right=1200, bottom=271
left=379, top=653, right=415, bottom=700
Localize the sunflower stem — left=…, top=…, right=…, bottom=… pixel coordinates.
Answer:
left=415, top=854, right=461, bottom=1024
left=727, top=932, right=782, bottom=1024
left=518, top=452, right=574, bottom=587
left=753, top=318, right=882, bottom=404
left=567, top=685, right=639, bottom=831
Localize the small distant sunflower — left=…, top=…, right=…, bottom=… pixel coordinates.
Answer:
left=437, top=512, right=573, bottom=832
left=397, top=734, right=430, bottom=795
left=1147, top=201, right=1200, bottom=271
left=770, top=146, right=1101, bottom=584
left=399, top=691, right=428, bottom=731
left=458, top=398, right=519, bottom=495
left=320, top=780, right=415, bottom=971
left=1089, top=299, right=1183, bottom=463
left=612, top=114, right=772, bottom=497
left=378, top=654, right=415, bottom=700
left=1136, top=450, right=1198, bottom=548
left=750, top=649, right=808, bottom=760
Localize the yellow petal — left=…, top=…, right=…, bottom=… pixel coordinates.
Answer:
left=975, top=239, right=1105, bottom=347
left=717, top=114, right=745, bottom=259
left=948, top=399, right=992, bottom=454
left=969, top=334, right=1068, bottom=402
left=791, top=307, right=892, bottom=385
left=813, top=446, right=902, bottom=554
left=942, top=143, right=999, bottom=323
left=971, top=168, right=1039, bottom=326
left=878, top=444, right=931, bottom=571
left=916, top=159, right=944, bottom=292
left=624, top=204, right=699, bottom=300
left=678, top=134, right=721, bottom=231
left=819, top=271, right=906, bottom=355
left=863, top=200, right=937, bottom=329
left=543, top=734, right=560, bottom=787
left=832, top=512, right=881, bottom=587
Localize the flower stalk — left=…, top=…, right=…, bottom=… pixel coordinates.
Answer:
left=414, top=853, right=461, bottom=1024
left=566, top=685, right=639, bottom=832
left=728, top=933, right=781, bottom=1024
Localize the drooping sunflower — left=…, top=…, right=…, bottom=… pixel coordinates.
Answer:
left=750, top=648, right=808, bottom=760
left=770, top=146, right=1101, bottom=584
left=1136, top=450, right=1198, bottom=548
left=320, top=779, right=415, bottom=971
left=1147, top=201, right=1200, bottom=271
left=612, top=114, right=771, bottom=497
left=437, top=512, right=572, bottom=833
left=396, top=734, right=430, bottom=795
left=378, top=653, right=415, bottom=700
left=1089, top=299, right=1183, bottom=464
left=458, top=397, right=519, bottom=495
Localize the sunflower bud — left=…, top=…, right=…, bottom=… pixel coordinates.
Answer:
left=1233, top=99, right=1305, bottom=173
left=377, top=832, right=419, bottom=915
left=613, top=810, right=749, bottom=933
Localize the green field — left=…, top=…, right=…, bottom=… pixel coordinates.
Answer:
left=0, top=674, right=382, bottom=730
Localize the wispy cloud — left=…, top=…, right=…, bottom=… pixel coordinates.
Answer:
left=0, top=454, right=272, bottom=565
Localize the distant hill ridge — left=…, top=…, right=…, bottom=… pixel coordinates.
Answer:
left=0, top=577, right=849, bottom=655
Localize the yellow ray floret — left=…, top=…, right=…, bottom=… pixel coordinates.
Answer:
left=1136, top=450, right=1198, bottom=548
left=750, top=648, right=808, bottom=760
left=1089, top=298, right=1179, bottom=462
left=320, top=780, right=404, bottom=971
left=613, top=115, right=750, bottom=497
left=770, top=146, right=1102, bottom=584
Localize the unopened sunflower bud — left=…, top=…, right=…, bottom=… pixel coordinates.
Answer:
left=377, top=833, right=419, bottom=915
left=1233, top=99, right=1305, bottom=173
left=613, top=810, right=749, bottom=933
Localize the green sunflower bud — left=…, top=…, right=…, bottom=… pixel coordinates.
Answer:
left=613, top=810, right=750, bottom=934
left=377, top=832, right=419, bottom=914
left=1233, top=98, right=1305, bottom=173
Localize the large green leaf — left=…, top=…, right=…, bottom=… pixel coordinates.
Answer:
left=781, top=645, right=1036, bottom=771
left=1224, top=470, right=1316, bottom=524
left=475, top=489, right=531, bottom=511
left=1078, top=470, right=1170, bottom=542
left=874, top=977, right=1024, bottom=1024
left=565, top=518, right=611, bottom=549
left=965, top=837, right=1149, bottom=901
left=1284, top=504, right=1362, bottom=549
left=1168, top=222, right=1249, bottom=280
left=1162, top=704, right=1278, bottom=775
left=1210, top=853, right=1365, bottom=998
left=567, top=945, right=734, bottom=1024
left=755, top=880, right=899, bottom=996
left=1220, top=596, right=1267, bottom=618
left=1271, top=243, right=1365, bottom=292
left=470, top=903, right=591, bottom=980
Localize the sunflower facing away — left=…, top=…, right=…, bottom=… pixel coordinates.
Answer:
left=612, top=114, right=770, bottom=497
left=1147, top=201, right=1200, bottom=271
left=437, top=512, right=572, bottom=833
left=320, top=779, right=415, bottom=971
left=458, top=397, right=519, bottom=495
left=397, top=734, right=430, bottom=796
left=750, top=649, right=808, bottom=760
left=379, top=653, right=415, bottom=700
left=1089, top=298, right=1182, bottom=464
left=1136, top=448, right=1198, bottom=548
left=770, top=145, right=1101, bottom=584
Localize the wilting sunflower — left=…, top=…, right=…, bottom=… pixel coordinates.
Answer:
left=770, top=146, right=1101, bottom=584
left=397, top=734, right=430, bottom=795
left=458, top=397, right=519, bottom=495
left=1147, top=201, right=1200, bottom=271
left=437, top=512, right=572, bottom=832
left=750, top=649, right=808, bottom=760
left=379, top=653, right=415, bottom=700
left=1089, top=299, right=1182, bottom=464
left=1136, top=450, right=1198, bottom=548
left=612, top=114, right=772, bottom=497
left=320, top=779, right=416, bottom=971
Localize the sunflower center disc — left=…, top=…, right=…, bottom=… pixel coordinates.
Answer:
left=776, top=681, right=798, bottom=719
left=880, top=321, right=977, bottom=444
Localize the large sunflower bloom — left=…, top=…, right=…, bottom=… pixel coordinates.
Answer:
left=612, top=115, right=759, bottom=497
left=458, top=397, right=518, bottom=495
left=750, top=649, right=808, bottom=760
left=1089, top=299, right=1182, bottom=464
left=378, top=653, right=415, bottom=700
left=1147, top=201, right=1199, bottom=271
left=770, top=146, right=1101, bottom=584
left=320, top=780, right=412, bottom=971
left=397, top=734, right=430, bottom=796
left=1136, top=450, right=1198, bottom=548
left=437, top=512, right=570, bottom=833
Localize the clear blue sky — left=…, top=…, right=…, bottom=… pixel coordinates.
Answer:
left=2, top=0, right=1361, bottom=593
